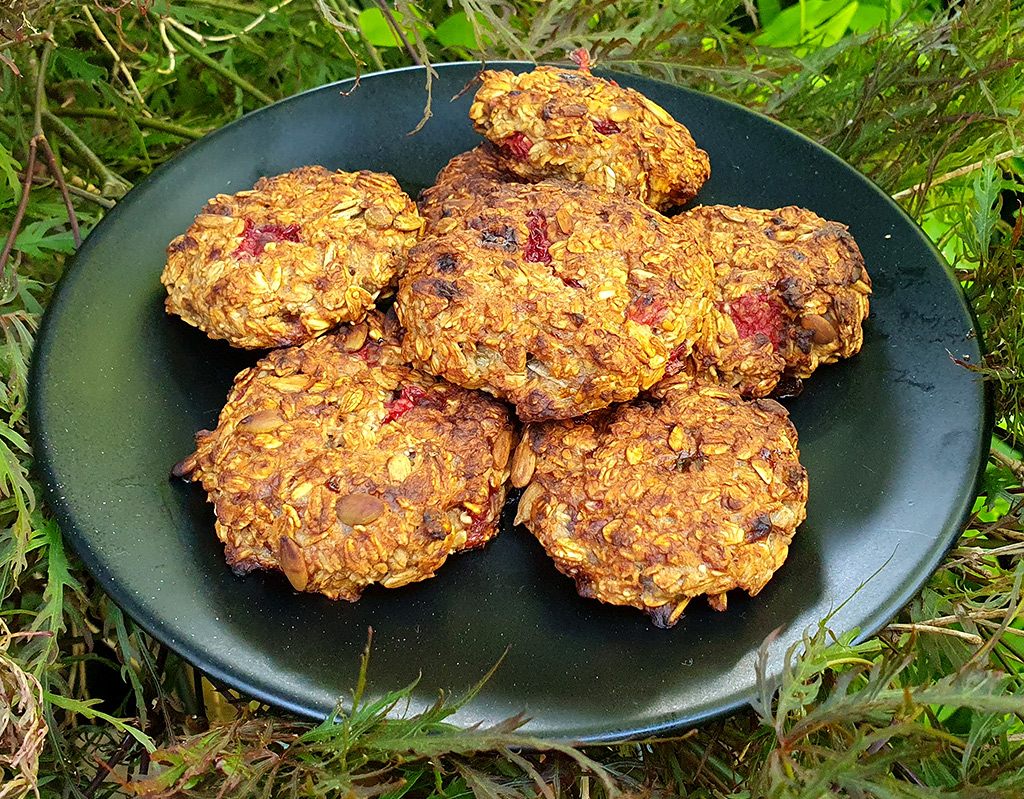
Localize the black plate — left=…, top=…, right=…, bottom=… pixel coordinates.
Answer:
left=29, top=63, right=988, bottom=742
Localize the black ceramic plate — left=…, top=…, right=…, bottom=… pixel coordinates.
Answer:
left=30, top=62, right=988, bottom=742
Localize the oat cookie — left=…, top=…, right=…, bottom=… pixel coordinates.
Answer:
left=513, top=380, right=808, bottom=627
left=397, top=181, right=715, bottom=421
left=174, top=312, right=513, bottom=600
left=665, top=205, right=871, bottom=397
left=162, top=166, right=423, bottom=349
left=468, top=61, right=709, bottom=211
left=418, top=143, right=515, bottom=232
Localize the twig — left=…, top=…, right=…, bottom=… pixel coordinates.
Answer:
left=37, top=138, right=81, bottom=247
left=200, top=0, right=296, bottom=42
left=909, top=609, right=1018, bottom=627
left=157, top=18, right=176, bottom=74
left=25, top=174, right=116, bottom=208
left=892, top=148, right=1021, bottom=199
left=32, top=41, right=47, bottom=136
left=164, top=16, right=203, bottom=43
left=81, top=733, right=136, bottom=798
left=992, top=448, right=1024, bottom=483
left=166, top=26, right=274, bottom=105
left=320, top=0, right=362, bottom=35
left=179, top=0, right=260, bottom=12
left=975, top=619, right=1024, bottom=637
left=391, top=0, right=437, bottom=133
left=314, top=0, right=371, bottom=94
left=82, top=5, right=147, bottom=107
left=0, top=142, right=36, bottom=277
left=42, top=110, right=132, bottom=198
left=320, top=0, right=381, bottom=73
left=885, top=624, right=984, bottom=645
left=26, top=43, right=83, bottom=247
left=0, top=50, right=20, bottom=76
left=0, top=40, right=56, bottom=278
left=48, top=106, right=208, bottom=140
left=373, top=0, right=421, bottom=65
left=0, top=32, right=54, bottom=52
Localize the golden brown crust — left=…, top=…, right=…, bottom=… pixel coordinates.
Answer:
left=417, top=144, right=516, bottom=232
left=162, top=167, right=424, bottom=349
left=469, top=66, right=710, bottom=211
left=662, top=205, right=871, bottom=397
left=176, top=312, right=513, bottom=601
left=516, top=381, right=808, bottom=627
left=396, top=181, right=715, bottom=421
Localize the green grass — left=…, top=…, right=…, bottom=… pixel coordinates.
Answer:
left=1, top=1, right=1023, bottom=797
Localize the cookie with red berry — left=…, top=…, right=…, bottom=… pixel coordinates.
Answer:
left=396, top=180, right=715, bottom=421
left=162, top=166, right=423, bottom=349
left=173, top=311, right=513, bottom=601
left=512, top=379, right=807, bottom=628
left=468, top=53, right=710, bottom=212
left=664, top=205, right=871, bottom=398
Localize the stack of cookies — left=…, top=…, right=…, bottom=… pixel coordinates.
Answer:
left=164, top=54, right=871, bottom=627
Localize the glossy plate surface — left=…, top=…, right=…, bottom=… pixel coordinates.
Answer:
left=30, top=63, right=988, bottom=742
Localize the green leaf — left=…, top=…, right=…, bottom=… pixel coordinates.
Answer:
left=848, top=4, right=887, bottom=32
left=14, top=220, right=76, bottom=258
left=758, top=0, right=783, bottom=26
left=435, top=11, right=483, bottom=50
left=51, top=48, right=107, bottom=83
left=820, top=1, right=861, bottom=44
left=970, top=159, right=1002, bottom=263
left=357, top=8, right=426, bottom=48
left=0, top=143, right=21, bottom=209
left=26, top=519, right=83, bottom=667
left=44, top=691, right=156, bottom=752
left=755, top=0, right=861, bottom=47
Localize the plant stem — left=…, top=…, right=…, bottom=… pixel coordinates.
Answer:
left=31, top=42, right=47, bottom=136
left=885, top=624, right=984, bottom=644
left=42, top=110, right=132, bottom=199
left=993, top=448, right=1024, bottom=483
left=0, top=41, right=55, bottom=276
left=0, top=141, right=35, bottom=278
left=48, top=106, right=209, bottom=140
left=327, top=0, right=385, bottom=72
left=82, top=5, right=146, bottom=107
left=373, top=0, right=420, bottom=65
left=37, top=138, right=81, bottom=247
left=167, top=26, right=274, bottom=105
left=81, top=733, right=136, bottom=798
left=25, top=174, right=116, bottom=209
left=893, top=148, right=1022, bottom=199
left=183, top=0, right=262, bottom=13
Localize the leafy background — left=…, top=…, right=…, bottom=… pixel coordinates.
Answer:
left=1, top=0, right=1023, bottom=796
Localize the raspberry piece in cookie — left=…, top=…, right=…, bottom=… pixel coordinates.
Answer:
left=174, top=312, right=513, bottom=600
left=162, top=166, right=423, bottom=349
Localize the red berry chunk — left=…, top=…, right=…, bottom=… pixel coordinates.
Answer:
left=354, top=343, right=381, bottom=366
left=503, top=132, right=534, bottom=160
left=569, top=48, right=592, bottom=73
left=730, top=291, right=784, bottom=349
left=233, top=218, right=301, bottom=258
left=381, top=385, right=428, bottom=424
left=627, top=294, right=667, bottom=327
left=524, top=211, right=552, bottom=264
left=525, top=212, right=582, bottom=287
left=663, top=345, right=689, bottom=376
left=592, top=118, right=620, bottom=135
